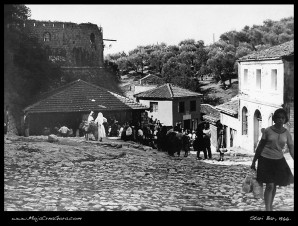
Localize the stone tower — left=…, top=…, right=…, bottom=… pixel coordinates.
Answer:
left=22, top=19, right=104, bottom=67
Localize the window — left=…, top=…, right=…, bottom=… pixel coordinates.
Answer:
left=271, top=69, right=277, bottom=90
left=243, top=69, right=248, bottom=88
left=43, top=32, right=51, bottom=42
left=190, top=100, right=196, bottom=112
left=178, top=102, right=185, bottom=113
left=90, top=33, right=96, bottom=49
left=90, top=33, right=95, bottom=43
left=242, top=107, right=248, bottom=135
left=256, top=69, right=261, bottom=89
left=150, top=102, right=158, bottom=112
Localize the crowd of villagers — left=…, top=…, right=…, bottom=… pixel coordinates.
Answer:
left=43, top=111, right=227, bottom=161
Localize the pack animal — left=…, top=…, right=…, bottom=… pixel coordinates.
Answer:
left=79, top=120, right=98, bottom=140
left=165, top=131, right=190, bottom=157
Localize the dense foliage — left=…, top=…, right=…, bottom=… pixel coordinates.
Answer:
left=106, top=17, right=294, bottom=91
left=4, top=4, right=63, bottom=110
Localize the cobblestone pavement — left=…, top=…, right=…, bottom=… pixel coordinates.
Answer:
left=4, top=135, right=294, bottom=211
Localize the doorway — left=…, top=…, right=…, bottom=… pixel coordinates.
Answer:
left=253, top=110, right=262, bottom=150
left=183, top=119, right=191, bottom=130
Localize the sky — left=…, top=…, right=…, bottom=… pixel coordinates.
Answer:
left=26, top=4, right=294, bottom=55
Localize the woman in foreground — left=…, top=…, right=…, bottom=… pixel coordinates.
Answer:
left=251, top=108, right=294, bottom=211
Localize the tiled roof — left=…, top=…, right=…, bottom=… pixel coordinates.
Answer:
left=134, top=83, right=202, bottom=99
left=238, top=40, right=294, bottom=61
left=24, top=79, right=149, bottom=113
left=139, top=74, right=164, bottom=85
left=203, top=115, right=219, bottom=124
left=216, top=99, right=239, bottom=116
left=200, top=104, right=220, bottom=123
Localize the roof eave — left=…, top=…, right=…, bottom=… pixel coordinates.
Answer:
left=216, top=108, right=238, bottom=116
left=26, top=107, right=149, bottom=114
left=202, top=115, right=220, bottom=123
left=135, top=97, right=174, bottom=100
left=237, top=57, right=282, bottom=62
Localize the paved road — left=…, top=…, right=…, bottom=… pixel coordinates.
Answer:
left=4, top=135, right=294, bottom=211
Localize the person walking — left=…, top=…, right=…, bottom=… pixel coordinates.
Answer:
left=95, top=112, right=106, bottom=142
left=125, top=123, right=133, bottom=141
left=23, top=112, right=30, bottom=137
left=203, top=122, right=212, bottom=159
left=216, top=122, right=226, bottom=161
left=87, top=111, right=95, bottom=123
left=194, top=123, right=207, bottom=160
left=251, top=108, right=294, bottom=211
left=118, top=124, right=124, bottom=138
left=137, top=126, right=144, bottom=144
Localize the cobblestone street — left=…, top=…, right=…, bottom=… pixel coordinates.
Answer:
left=4, top=135, right=294, bottom=211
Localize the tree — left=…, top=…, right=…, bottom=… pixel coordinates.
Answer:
left=148, top=49, right=165, bottom=75
left=146, top=43, right=168, bottom=75
left=4, top=4, right=31, bottom=27
left=127, top=46, right=150, bottom=75
left=206, top=41, right=236, bottom=86
left=105, top=51, right=127, bottom=62
left=235, top=42, right=253, bottom=59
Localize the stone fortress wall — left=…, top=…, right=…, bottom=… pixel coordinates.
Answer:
left=22, top=20, right=104, bottom=67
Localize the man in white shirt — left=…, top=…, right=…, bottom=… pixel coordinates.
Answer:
left=58, top=125, right=70, bottom=137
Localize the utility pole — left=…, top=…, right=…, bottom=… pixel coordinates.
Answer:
left=103, top=39, right=117, bottom=50
left=103, top=39, right=117, bottom=42
left=213, top=33, right=215, bottom=43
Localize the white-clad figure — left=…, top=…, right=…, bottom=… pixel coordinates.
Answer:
left=95, top=112, right=106, bottom=141
left=87, top=111, right=94, bottom=123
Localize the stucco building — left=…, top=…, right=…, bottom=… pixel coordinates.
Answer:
left=215, top=98, right=239, bottom=151
left=134, top=83, right=202, bottom=130
left=218, top=41, right=294, bottom=153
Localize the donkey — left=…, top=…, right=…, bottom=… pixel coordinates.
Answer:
left=79, top=120, right=98, bottom=141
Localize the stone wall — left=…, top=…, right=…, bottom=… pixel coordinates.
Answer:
left=22, top=20, right=104, bottom=67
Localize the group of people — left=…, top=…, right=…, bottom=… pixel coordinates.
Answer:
left=85, top=111, right=107, bottom=142
left=158, top=121, right=226, bottom=162
left=120, top=120, right=162, bottom=147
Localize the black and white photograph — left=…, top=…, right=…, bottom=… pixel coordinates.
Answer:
left=4, top=3, right=294, bottom=223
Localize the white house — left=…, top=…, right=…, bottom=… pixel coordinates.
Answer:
left=215, top=98, right=239, bottom=151
left=234, top=40, right=294, bottom=153
left=134, top=83, right=203, bottom=130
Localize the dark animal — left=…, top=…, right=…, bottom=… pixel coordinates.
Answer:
left=157, top=126, right=168, bottom=151
left=79, top=120, right=98, bottom=140
left=165, top=131, right=190, bottom=157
